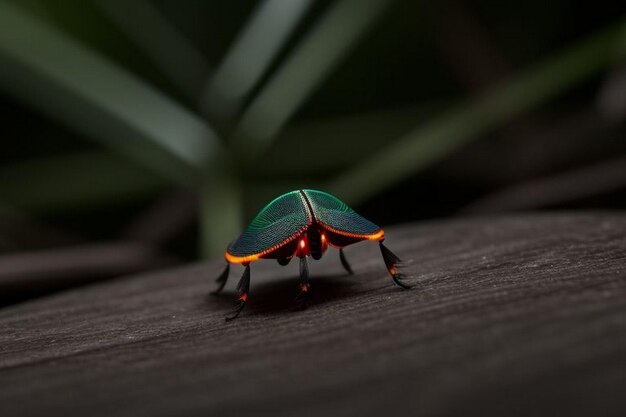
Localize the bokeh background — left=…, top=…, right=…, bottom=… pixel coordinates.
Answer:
left=1, top=0, right=625, bottom=304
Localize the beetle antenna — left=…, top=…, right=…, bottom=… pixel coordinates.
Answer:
left=210, top=264, right=230, bottom=295
left=225, top=264, right=250, bottom=321
left=339, top=248, right=354, bottom=275
left=379, top=242, right=412, bottom=289
left=295, top=256, right=311, bottom=309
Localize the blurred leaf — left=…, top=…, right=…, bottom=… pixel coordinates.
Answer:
left=254, top=102, right=449, bottom=178
left=94, top=0, right=211, bottom=102
left=0, top=2, right=222, bottom=184
left=232, top=0, right=394, bottom=155
left=200, top=0, right=313, bottom=124
left=199, top=175, right=243, bottom=258
left=328, top=17, right=626, bottom=204
left=0, top=152, right=166, bottom=213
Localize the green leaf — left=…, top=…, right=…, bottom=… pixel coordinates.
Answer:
left=0, top=2, right=222, bottom=184
left=200, top=0, right=313, bottom=124
left=0, top=151, right=166, bottom=213
left=231, top=0, right=394, bottom=155
left=327, top=17, right=626, bottom=204
left=94, top=0, right=211, bottom=102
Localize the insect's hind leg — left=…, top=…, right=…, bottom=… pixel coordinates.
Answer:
left=210, top=263, right=230, bottom=295
left=225, top=264, right=251, bottom=321
left=294, top=256, right=311, bottom=309
left=339, top=248, right=354, bottom=275
left=379, top=242, right=412, bottom=289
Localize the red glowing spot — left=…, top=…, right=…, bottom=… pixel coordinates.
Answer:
left=299, top=283, right=309, bottom=292
left=389, top=265, right=397, bottom=276
left=300, top=239, right=306, bottom=249
left=239, top=292, right=248, bottom=302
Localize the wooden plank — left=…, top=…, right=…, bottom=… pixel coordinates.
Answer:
left=1, top=213, right=625, bottom=417
left=0, top=242, right=179, bottom=306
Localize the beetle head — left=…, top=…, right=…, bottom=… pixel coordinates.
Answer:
left=307, top=226, right=328, bottom=260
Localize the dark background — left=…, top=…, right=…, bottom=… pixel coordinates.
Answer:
left=0, top=0, right=625, bottom=301
left=1, top=2, right=626, bottom=416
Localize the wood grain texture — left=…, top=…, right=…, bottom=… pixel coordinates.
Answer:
left=1, top=213, right=625, bottom=417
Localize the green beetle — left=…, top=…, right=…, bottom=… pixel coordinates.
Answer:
left=212, top=189, right=411, bottom=320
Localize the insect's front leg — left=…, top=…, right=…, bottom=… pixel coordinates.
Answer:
left=379, top=242, right=412, bottom=289
left=339, top=248, right=354, bottom=275
left=210, top=263, right=230, bottom=295
left=295, top=256, right=310, bottom=308
left=225, top=264, right=251, bottom=321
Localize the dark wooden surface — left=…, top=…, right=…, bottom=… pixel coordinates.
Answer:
left=1, top=213, right=625, bottom=417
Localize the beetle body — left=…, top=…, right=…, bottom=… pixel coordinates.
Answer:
left=212, top=189, right=411, bottom=320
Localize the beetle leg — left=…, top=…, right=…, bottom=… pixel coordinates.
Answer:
left=295, top=256, right=310, bottom=308
left=210, top=263, right=230, bottom=295
left=225, top=264, right=251, bottom=321
left=339, top=248, right=354, bottom=275
left=379, top=242, right=412, bottom=289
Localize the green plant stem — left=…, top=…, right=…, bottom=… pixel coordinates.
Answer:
left=199, top=174, right=243, bottom=258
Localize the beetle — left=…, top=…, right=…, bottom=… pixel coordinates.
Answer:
left=211, top=189, right=411, bottom=320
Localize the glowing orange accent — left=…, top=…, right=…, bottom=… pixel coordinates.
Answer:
left=239, top=292, right=248, bottom=302
left=225, top=251, right=260, bottom=264
left=225, top=220, right=383, bottom=264
left=320, top=222, right=385, bottom=242
left=321, top=233, right=326, bottom=243
left=389, top=265, right=397, bottom=275
left=299, top=283, right=309, bottom=292
left=225, top=228, right=309, bottom=264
